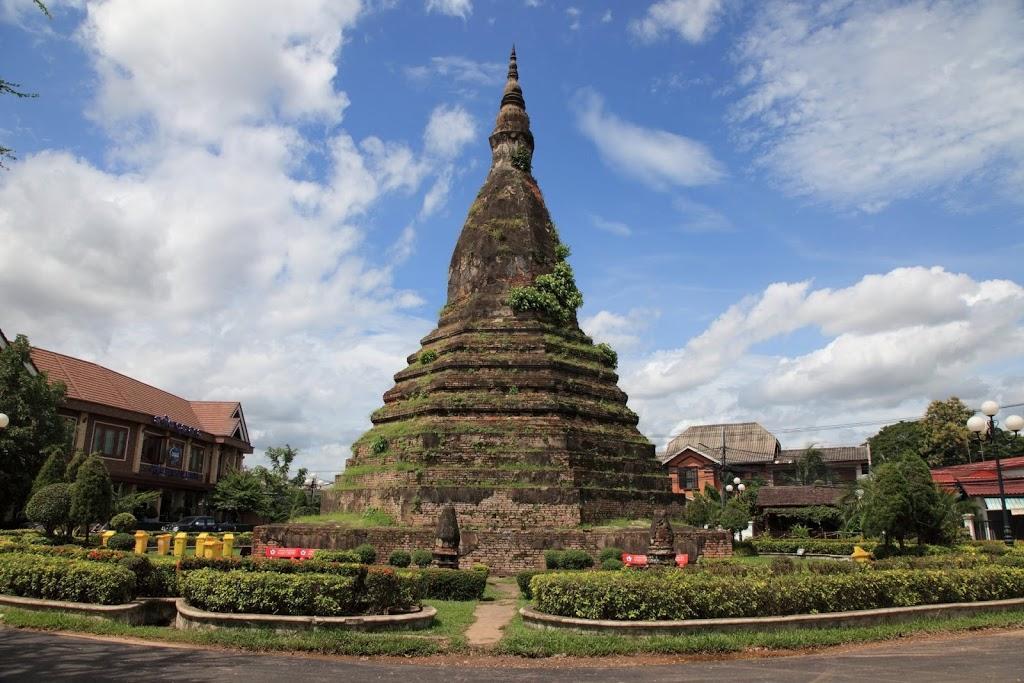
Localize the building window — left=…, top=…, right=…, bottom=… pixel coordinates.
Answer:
left=91, top=422, right=129, bottom=460
left=860, top=462, right=870, bottom=476
left=141, top=432, right=165, bottom=465
left=189, top=445, right=205, bottom=473
left=682, top=467, right=699, bottom=490
left=166, top=440, right=185, bottom=469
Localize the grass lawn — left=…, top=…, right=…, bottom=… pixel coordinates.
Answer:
left=494, top=604, right=1024, bottom=657
left=287, top=510, right=400, bottom=527
left=0, top=599, right=478, bottom=657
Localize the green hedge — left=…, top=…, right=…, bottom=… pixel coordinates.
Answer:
left=417, top=568, right=487, bottom=600
left=177, top=556, right=366, bottom=580
left=517, top=569, right=555, bottom=599
left=0, top=552, right=136, bottom=605
left=314, top=549, right=361, bottom=563
left=751, top=538, right=877, bottom=555
left=531, top=566, right=1024, bottom=621
left=182, top=568, right=360, bottom=616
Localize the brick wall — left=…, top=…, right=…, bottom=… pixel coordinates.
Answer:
left=254, top=524, right=732, bottom=575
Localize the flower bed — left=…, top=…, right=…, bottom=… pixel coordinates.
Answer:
left=531, top=566, right=1024, bottom=621
left=0, top=552, right=135, bottom=605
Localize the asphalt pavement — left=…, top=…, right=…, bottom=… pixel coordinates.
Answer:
left=1, top=626, right=1022, bottom=682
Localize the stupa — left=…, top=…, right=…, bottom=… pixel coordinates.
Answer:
left=325, top=49, right=674, bottom=529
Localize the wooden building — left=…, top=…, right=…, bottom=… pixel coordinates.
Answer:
left=27, top=345, right=252, bottom=522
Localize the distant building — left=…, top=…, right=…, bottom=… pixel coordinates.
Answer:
left=26, top=344, right=252, bottom=522
left=660, top=422, right=869, bottom=499
left=754, top=485, right=847, bottom=536
left=931, top=456, right=1024, bottom=541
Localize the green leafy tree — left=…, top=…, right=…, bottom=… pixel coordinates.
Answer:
left=259, top=444, right=317, bottom=521
left=861, top=452, right=958, bottom=548
left=64, top=449, right=88, bottom=483
left=111, top=488, right=161, bottom=517
left=720, top=497, right=751, bottom=536
left=0, top=333, right=68, bottom=518
left=69, top=454, right=113, bottom=541
left=787, top=447, right=829, bottom=485
left=919, top=397, right=974, bottom=468
left=681, top=484, right=721, bottom=528
left=31, top=446, right=66, bottom=496
left=211, top=468, right=269, bottom=520
left=25, top=482, right=72, bottom=539
left=867, top=420, right=926, bottom=465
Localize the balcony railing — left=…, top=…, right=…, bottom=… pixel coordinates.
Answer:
left=140, top=463, right=204, bottom=481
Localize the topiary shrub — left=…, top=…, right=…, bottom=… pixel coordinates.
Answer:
left=543, top=549, right=562, bottom=569
left=770, top=556, right=796, bottom=575
left=416, top=568, right=487, bottom=600
left=117, top=554, right=153, bottom=587
left=182, top=568, right=360, bottom=616
left=354, top=543, right=377, bottom=565
left=598, top=547, right=624, bottom=563
left=109, top=512, right=137, bottom=534
left=107, top=533, right=135, bottom=551
left=516, top=569, right=551, bottom=599
left=315, top=549, right=362, bottom=563
left=25, top=483, right=73, bottom=538
left=0, top=552, right=136, bottom=604
left=600, top=558, right=624, bottom=571
left=388, top=550, right=411, bottom=568
left=559, top=549, right=594, bottom=570
left=471, top=563, right=489, bottom=576
left=411, top=549, right=432, bottom=568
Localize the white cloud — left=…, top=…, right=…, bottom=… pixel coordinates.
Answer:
left=591, top=214, right=632, bottom=237
left=581, top=309, right=657, bottom=351
left=673, top=196, right=732, bottom=233
left=630, top=0, right=724, bottom=43
left=424, top=104, right=477, bottom=159
left=0, top=1, right=481, bottom=479
left=566, top=6, right=581, bottom=30
left=622, top=267, right=1024, bottom=450
left=732, top=1, right=1024, bottom=211
left=601, top=9, right=612, bottom=23
left=574, top=88, right=725, bottom=190
left=425, top=0, right=471, bottom=19
left=405, top=56, right=504, bottom=86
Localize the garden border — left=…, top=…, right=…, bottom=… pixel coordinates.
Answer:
left=0, top=594, right=176, bottom=626
left=174, top=599, right=437, bottom=632
left=520, top=597, right=1024, bottom=636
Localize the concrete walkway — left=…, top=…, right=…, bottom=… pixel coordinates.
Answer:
left=464, top=579, right=519, bottom=648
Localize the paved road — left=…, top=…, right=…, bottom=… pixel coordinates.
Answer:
left=1, top=627, right=1022, bottom=682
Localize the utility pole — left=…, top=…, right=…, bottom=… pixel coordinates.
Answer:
left=720, top=425, right=727, bottom=510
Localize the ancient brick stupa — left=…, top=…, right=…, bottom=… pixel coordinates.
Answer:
left=325, top=49, right=673, bottom=529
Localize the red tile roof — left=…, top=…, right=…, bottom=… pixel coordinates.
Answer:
left=956, top=479, right=1024, bottom=497
left=932, top=456, right=1024, bottom=486
left=29, top=347, right=247, bottom=442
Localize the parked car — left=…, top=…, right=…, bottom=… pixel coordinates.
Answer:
left=161, top=516, right=235, bottom=532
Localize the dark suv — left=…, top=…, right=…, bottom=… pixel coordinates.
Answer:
left=161, top=516, right=235, bottom=532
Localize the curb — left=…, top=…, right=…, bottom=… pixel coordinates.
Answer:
left=175, top=599, right=437, bottom=632
left=0, top=594, right=174, bottom=626
left=521, top=597, right=1024, bottom=636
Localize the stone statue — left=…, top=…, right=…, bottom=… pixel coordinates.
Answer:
left=433, top=504, right=460, bottom=569
left=647, top=509, right=676, bottom=566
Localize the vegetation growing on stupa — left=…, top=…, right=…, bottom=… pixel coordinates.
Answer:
left=506, top=242, right=583, bottom=323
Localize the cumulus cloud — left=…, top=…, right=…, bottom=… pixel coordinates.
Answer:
left=622, top=267, right=1024, bottom=449
left=404, top=55, right=504, bottom=86
left=581, top=309, right=657, bottom=351
left=0, top=1, right=479, bottom=478
left=574, top=88, right=724, bottom=190
left=630, top=0, right=725, bottom=43
left=424, top=104, right=477, bottom=159
left=425, top=0, right=471, bottom=19
left=732, top=0, right=1024, bottom=211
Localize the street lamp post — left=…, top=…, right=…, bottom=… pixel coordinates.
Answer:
left=967, top=401, right=1022, bottom=545
left=724, top=476, right=746, bottom=502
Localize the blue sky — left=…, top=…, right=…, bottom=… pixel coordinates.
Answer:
left=2, top=0, right=1023, bottom=478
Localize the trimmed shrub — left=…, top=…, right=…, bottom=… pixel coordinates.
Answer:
left=25, top=483, right=73, bottom=537
left=471, top=563, right=490, bottom=576
left=109, top=513, right=137, bottom=533
left=770, top=556, right=796, bottom=575
left=560, top=550, right=594, bottom=570
left=417, top=568, right=487, bottom=600
left=354, top=543, right=377, bottom=565
left=516, top=569, right=552, bottom=599
left=732, top=540, right=757, bottom=557
left=975, top=540, right=1010, bottom=557
left=388, top=550, right=411, bottom=568
left=116, top=554, right=153, bottom=588
left=0, top=552, right=135, bottom=604
left=531, top=566, right=1024, bottom=621
left=806, top=560, right=861, bottom=575
left=697, top=559, right=757, bottom=577
left=107, top=533, right=135, bottom=551
left=363, top=566, right=417, bottom=614
left=314, top=549, right=361, bottom=563
left=543, top=550, right=562, bottom=569
left=411, top=549, right=433, bottom=568
left=182, top=568, right=359, bottom=616
left=177, top=556, right=367, bottom=581
left=146, top=562, right=180, bottom=597
left=598, top=547, right=624, bottom=563
left=0, top=544, right=87, bottom=559
left=752, top=538, right=876, bottom=556
left=600, top=558, right=624, bottom=571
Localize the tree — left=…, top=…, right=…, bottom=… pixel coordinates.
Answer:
left=31, top=445, right=66, bottom=496
left=260, top=444, right=315, bottom=521
left=919, top=397, right=974, bottom=468
left=0, top=333, right=68, bottom=519
left=64, top=449, right=87, bottom=482
left=861, top=453, right=958, bottom=548
left=787, top=447, right=829, bottom=485
left=211, top=469, right=269, bottom=520
left=111, top=488, right=161, bottom=517
left=69, top=454, right=112, bottom=542
left=1, top=1, right=49, bottom=167
left=25, top=482, right=72, bottom=539
left=681, top=484, right=721, bottom=528
left=720, top=497, right=751, bottom=536
left=867, top=420, right=926, bottom=465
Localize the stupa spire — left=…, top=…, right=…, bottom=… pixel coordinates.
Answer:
left=490, top=45, right=533, bottom=167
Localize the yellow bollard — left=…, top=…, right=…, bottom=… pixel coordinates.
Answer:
left=173, top=532, right=188, bottom=558
left=194, top=532, right=209, bottom=558
left=222, top=533, right=234, bottom=557
left=101, top=530, right=116, bottom=547
left=156, top=533, right=171, bottom=556
left=133, top=530, right=150, bottom=555
left=851, top=545, right=872, bottom=564
left=204, top=539, right=223, bottom=559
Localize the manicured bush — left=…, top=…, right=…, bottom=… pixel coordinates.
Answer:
left=416, top=568, right=487, bottom=600
left=543, top=550, right=562, bottom=569
left=600, top=558, right=624, bottom=571
left=531, top=566, right=1024, bottom=621
left=109, top=512, right=137, bottom=533
left=696, top=558, right=757, bottom=577
left=732, top=540, right=757, bottom=557
left=388, top=550, right=411, bottom=568
left=0, top=544, right=87, bottom=559
left=107, top=533, right=135, bottom=551
left=806, top=560, right=861, bottom=575
left=117, top=554, right=153, bottom=588
left=471, top=563, right=490, bottom=576
left=24, top=483, right=73, bottom=538
left=354, top=543, right=377, bottom=565
left=516, top=569, right=552, bottom=599
left=560, top=550, right=594, bottom=570
left=363, top=566, right=418, bottom=614
left=182, top=568, right=360, bottom=616
left=975, top=540, right=1010, bottom=557
left=0, top=552, right=135, bottom=604
left=177, top=556, right=367, bottom=581
left=771, top=556, right=796, bottom=575
left=411, top=549, right=433, bottom=568
left=146, top=562, right=180, bottom=597
left=752, top=538, right=875, bottom=555
left=314, top=549, right=362, bottom=563
left=598, top=547, right=624, bottom=563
